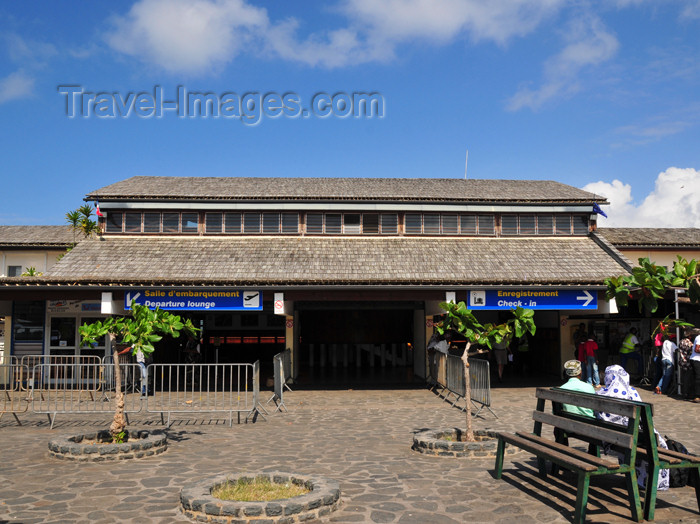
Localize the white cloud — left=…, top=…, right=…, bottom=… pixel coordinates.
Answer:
left=0, top=70, right=34, bottom=104
left=5, top=33, right=57, bottom=65
left=341, top=0, right=564, bottom=46
left=680, top=0, right=700, bottom=19
left=507, top=13, right=619, bottom=111
left=263, top=20, right=378, bottom=68
left=104, top=0, right=567, bottom=73
left=105, top=0, right=268, bottom=75
left=0, top=34, right=58, bottom=104
left=611, top=121, right=690, bottom=149
left=583, top=167, right=700, bottom=227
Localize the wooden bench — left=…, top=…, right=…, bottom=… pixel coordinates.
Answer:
left=494, top=387, right=700, bottom=523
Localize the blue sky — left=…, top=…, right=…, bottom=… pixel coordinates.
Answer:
left=1, top=1, right=700, bottom=227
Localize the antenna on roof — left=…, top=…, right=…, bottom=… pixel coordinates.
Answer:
left=464, top=150, right=469, bottom=180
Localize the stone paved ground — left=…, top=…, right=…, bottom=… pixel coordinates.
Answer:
left=1, top=382, right=698, bottom=523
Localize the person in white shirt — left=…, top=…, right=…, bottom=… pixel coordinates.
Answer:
left=654, top=335, right=676, bottom=395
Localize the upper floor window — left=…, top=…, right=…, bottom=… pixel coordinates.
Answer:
left=105, top=211, right=200, bottom=234
left=102, top=209, right=588, bottom=237
left=243, top=213, right=261, bottom=234
left=405, top=213, right=495, bottom=235
left=500, top=214, right=587, bottom=235
left=304, top=212, right=398, bottom=234
left=501, top=214, right=538, bottom=235
left=181, top=213, right=199, bottom=233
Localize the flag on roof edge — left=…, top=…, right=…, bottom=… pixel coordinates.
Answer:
left=95, top=201, right=104, bottom=217
left=593, top=202, right=608, bottom=218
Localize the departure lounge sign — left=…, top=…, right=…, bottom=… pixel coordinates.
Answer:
left=468, top=289, right=597, bottom=310
left=125, top=289, right=262, bottom=311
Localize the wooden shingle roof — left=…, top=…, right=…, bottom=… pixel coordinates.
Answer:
left=15, top=235, right=630, bottom=288
left=597, top=228, right=700, bottom=249
left=86, top=176, right=606, bottom=204
left=0, top=226, right=75, bottom=248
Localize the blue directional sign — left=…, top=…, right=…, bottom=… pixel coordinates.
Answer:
left=468, top=289, right=597, bottom=310
left=124, top=289, right=262, bottom=311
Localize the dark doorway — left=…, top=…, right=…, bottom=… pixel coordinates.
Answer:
left=297, top=306, right=417, bottom=387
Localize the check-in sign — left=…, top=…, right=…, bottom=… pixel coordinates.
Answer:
left=125, top=289, right=262, bottom=311
left=468, top=289, right=597, bottom=310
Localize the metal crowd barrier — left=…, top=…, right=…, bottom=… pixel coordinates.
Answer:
left=19, top=355, right=102, bottom=399
left=280, top=348, right=293, bottom=389
left=0, top=363, right=29, bottom=425
left=146, top=361, right=265, bottom=427
left=31, top=362, right=144, bottom=429
left=1, top=356, right=270, bottom=429
left=431, top=354, right=496, bottom=418
left=467, top=357, right=494, bottom=417
left=102, top=354, right=138, bottom=394
left=267, top=351, right=290, bottom=413
left=433, top=352, right=448, bottom=390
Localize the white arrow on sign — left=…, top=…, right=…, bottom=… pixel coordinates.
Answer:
left=126, top=291, right=141, bottom=305
left=576, top=290, right=593, bottom=307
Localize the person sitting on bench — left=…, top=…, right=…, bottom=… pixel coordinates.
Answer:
left=596, top=364, right=670, bottom=491
left=559, top=359, right=596, bottom=418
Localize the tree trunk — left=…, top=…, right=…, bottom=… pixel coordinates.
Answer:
left=461, top=342, right=474, bottom=441
left=110, top=346, right=126, bottom=439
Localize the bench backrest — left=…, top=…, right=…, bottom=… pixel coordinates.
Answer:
left=533, top=387, right=657, bottom=455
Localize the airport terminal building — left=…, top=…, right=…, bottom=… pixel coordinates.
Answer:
left=0, top=176, right=632, bottom=384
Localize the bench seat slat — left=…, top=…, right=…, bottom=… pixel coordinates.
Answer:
left=636, top=447, right=698, bottom=465
left=515, top=432, right=620, bottom=469
left=536, top=387, right=641, bottom=418
left=497, top=432, right=599, bottom=472
left=533, top=411, right=634, bottom=449
left=658, top=448, right=700, bottom=463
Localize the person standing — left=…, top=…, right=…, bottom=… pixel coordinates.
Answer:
left=619, top=327, right=644, bottom=377
left=135, top=347, right=148, bottom=396
left=493, top=336, right=510, bottom=382
left=515, top=333, right=530, bottom=374
left=678, top=330, right=694, bottom=399
left=583, top=334, right=601, bottom=388
left=576, top=333, right=588, bottom=382
left=691, top=330, right=700, bottom=403
left=573, top=322, right=587, bottom=358
left=655, top=334, right=676, bottom=395
left=117, top=345, right=149, bottom=396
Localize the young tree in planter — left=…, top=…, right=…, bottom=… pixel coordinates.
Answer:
left=435, top=302, right=536, bottom=441
left=80, top=303, right=198, bottom=440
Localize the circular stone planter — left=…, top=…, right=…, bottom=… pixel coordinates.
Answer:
left=180, top=472, right=341, bottom=524
left=412, top=428, right=519, bottom=458
left=48, top=429, right=167, bottom=461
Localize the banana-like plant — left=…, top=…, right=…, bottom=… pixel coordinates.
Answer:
left=605, top=256, right=700, bottom=314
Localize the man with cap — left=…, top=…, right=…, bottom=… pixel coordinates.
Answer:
left=559, top=359, right=596, bottom=418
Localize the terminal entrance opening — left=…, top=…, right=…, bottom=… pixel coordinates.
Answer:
left=296, top=303, right=418, bottom=387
